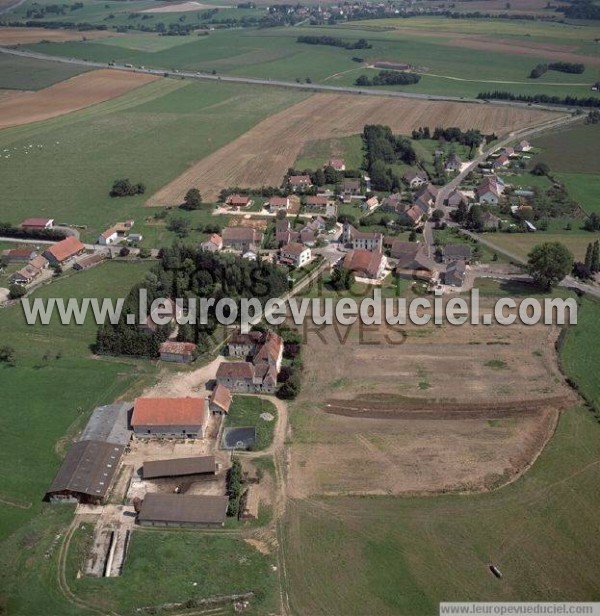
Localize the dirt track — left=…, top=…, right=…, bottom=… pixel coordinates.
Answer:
left=147, top=94, right=560, bottom=204
left=0, top=69, right=159, bottom=129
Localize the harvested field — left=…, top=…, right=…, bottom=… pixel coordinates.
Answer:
left=140, top=1, right=231, bottom=12
left=148, top=94, right=561, bottom=204
left=0, top=27, right=114, bottom=45
left=287, top=302, right=575, bottom=497
left=0, top=69, right=159, bottom=129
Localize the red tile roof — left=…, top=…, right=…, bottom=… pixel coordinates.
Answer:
left=281, top=242, right=307, bottom=257
left=216, top=362, right=255, bottom=379
left=132, top=397, right=206, bottom=427
left=159, top=341, right=196, bottom=356
left=43, top=236, right=85, bottom=263
left=210, top=384, right=232, bottom=414
left=21, top=217, right=53, bottom=228
left=343, top=249, right=385, bottom=279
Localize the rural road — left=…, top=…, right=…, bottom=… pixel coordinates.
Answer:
left=0, top=46, right=586, bottom=113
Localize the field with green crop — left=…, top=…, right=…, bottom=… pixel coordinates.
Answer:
left=0, top=53, right=91, bottom=89
left=294, top=134, right=364, bottom=171
left=0, top=77, right=304, bottom=243
left=21, top=18, right=600, bottom=99
left=283, top=298, right=600, bottom=615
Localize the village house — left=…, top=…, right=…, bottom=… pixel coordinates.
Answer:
left=392, top=241, right=437, bottom=281
left=280, top=242, right=311, bottom=267
left=268, top=196, right=290, bottom=212
left=288, top=175, right=312, bottom=191
left=227, top=194, right=251, bottom=209
left=400, top=204, right=424, bottom=227
left=30, top=255, right=49, bottom=270
left=481, top=211, right=501, bottom=230
left=300, top=228, right=316, bottom=246
left=131, top=397, right=208, bottom=439
left=515, top=140, right=532, bottom=152
left=403, top=169, right=428, bottom=189
left=42, top=236, right=85, bottom=265
left=492, top=154, right=510, bottom=170
left=415, top=184, right=439, bottom=209
left=217, top=331, right=283, bottom=394
left=9, top=263, right=42, bottom=285
left=444, top=259, right=467, bottom=287
left=2, top=248, right=37, bottom=262
left=98, top=227, right=119, bottom=245
left=341, top=178, right=361, bottom=202
left=20, top=217, right=54, bottom=231
left=159, top=341, right=196, bottom=364
left=445, top=189, right=468, bottom=208
left=445, top=153, right=463, bottom=173
left=380, top=193, right=404, bottom=214
left=305, top=195, right=329, bottom=212
left=476, top=177, right=503, bottom=205
left=208, top=383, right=232, bottom=415
left=502, top=146, right=515, bottom=158
left=328, top=158, right=345, bottom=171
left=201, top=233, right=223, bottom=253
left=443, top=244, right=472, bottom=264
left=351, top=231, right=383, bottom=252
left=275, top=218, right=297, bottom=245
left=343, top=249, right=387, bottom=280
left=361, top=196, right=379, bottom=213
left=222, top=227, right=263, bottom=252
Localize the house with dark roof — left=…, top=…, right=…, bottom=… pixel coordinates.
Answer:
left=403, top=169, right=428, bottom=189
left=142, top=456, right=216, bottom=480
left=444, top=259, right=467, bottom=287
left=131, top=397, right=207, bottom=439
left=2, top=248, right=37, bottom=263
left=445, top=189, right=468, bottom=208
left=391, top=241, right=437, bottom=280
left=442, top=244, right=472, bottom=264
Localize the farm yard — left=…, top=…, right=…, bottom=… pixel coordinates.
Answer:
left=282, top=298, right=600, bottom=615
left=0, top=69, right=159, bottom=129
left=148, top=93, right=562, bottom=204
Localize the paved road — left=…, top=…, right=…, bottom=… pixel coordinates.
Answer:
left=0, top=45, right=586, bottom=113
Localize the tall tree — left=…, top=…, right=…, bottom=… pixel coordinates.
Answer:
left=592, top=240, right=600, bottom=273
left=527, top=242, right=573, bottom=289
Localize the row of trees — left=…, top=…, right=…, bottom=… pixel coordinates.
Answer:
left=356, top=71, right=420, bottom=87
left=0, top=222, right=66, bottom=242
left=584, top=241, right=600, bottom=274
left=477, top=91, right=600, bottom=108
left=110, top=178, right=146, bottom=197
left=297, top=35, right=371, bottom=50
left=530, top=62, right=585, bottom=78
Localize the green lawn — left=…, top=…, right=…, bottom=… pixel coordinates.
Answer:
left=0, top=78, right=304, bottom=244
left=225, top=395, right=278, bottom=451
left=0, top=53, right=91, bottom=90
left=65, top=526, right=278, bottom=615
left=284, top=298, right=600, bottom=615
left=294, top=134, right=364, bottom=171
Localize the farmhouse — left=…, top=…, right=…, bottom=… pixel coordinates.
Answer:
left=131, top=397, right=207, bottom=439
left=445, top=189, right=468, bottom=208
left=42, top=236, right=85, bottom=265
left=280, top=242, right=311, bottom=267
left=443, top=244, right=472, bottom=263
left=351, top=231, right=383, bottom=252
left=201, top=233, right=223, bottom=253
left=390, top=240, right=436, bottom=278
left=222, top=227, right=263, bottom=252
left=400, top=204, right=424, bottom=227
left=20, top=217, right=54, bottom=230
left=288, top=175, right=312, bottom=191
left=268, top=196, right=290, bottom=211
left=228, top=330, right=264, bottom=358
left=137, top=494, right=228, bottom=529
left=2, top=248, right=37, bottom=262
left=445, top=259, right=467, bottom=287
left=403, top=169, right=428, bottom=189
left=73, top=253, right=104, bottom=271
left=328, top=158, right=345, bottom=171
left=208, top=383, right=232, bottom=415
left=343, top=249, right=387, bottom=280
left=98, top=227, right=118, bottom=245
left=45, top=440, right=125, bottom=505
left=476, top=177, right=502, bottom=205
left=492, top=154, right=510, bottom=169
left=142, top=456, right=216, bottom=480
left=217, top=331, right=283, bottom=393
left=30, top=255, right=48, bottom=270
left=228, top=194, right=251, bottom=209
left=445, top=153, right=462, bottom=173
left=9, top=263, right=42, bottom=284
left=159, top=341, right=196, bottom=364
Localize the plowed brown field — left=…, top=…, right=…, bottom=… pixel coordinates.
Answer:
left=0, top=27, right=114, bottom=45
left=0, top=69, right=159, bottom=129
left=147, top=94, right=561, bottom=204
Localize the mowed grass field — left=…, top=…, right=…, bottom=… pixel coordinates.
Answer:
left=0, top=77, right=304, bottom=243
left=283, top=298, right=600, bottom=615
left=0, top=53, right=91, bottom=90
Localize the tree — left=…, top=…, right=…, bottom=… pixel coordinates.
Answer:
left=531, top=162, right=550, bottom=177
left=0, top=345, right=15, bottom=365
left=573, top=261, right=592, bottom=280
left=167, top=215, right=191, bottom=238
left=408, top=230, right=417, bottom=242
left=466, top=204, right=484, bottom=232
left=585, top=242, right=593, bottom=269
left=592, top=240, right=600, bottom=273
left=430, top=208, right=444, bottom=223
left=109, top=178, right=145, bottom=197
left=329, top=267, right=353, bottom=291
left=8, top=284, right=26, bottom=300
left=182, top=188, right=202, bottom=210
left=583, top=212, right=600, bottom=232
left=527, top=242, right=574, bottom=289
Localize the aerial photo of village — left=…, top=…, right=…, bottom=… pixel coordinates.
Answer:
left=0, top=0, right=599, bottom=613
